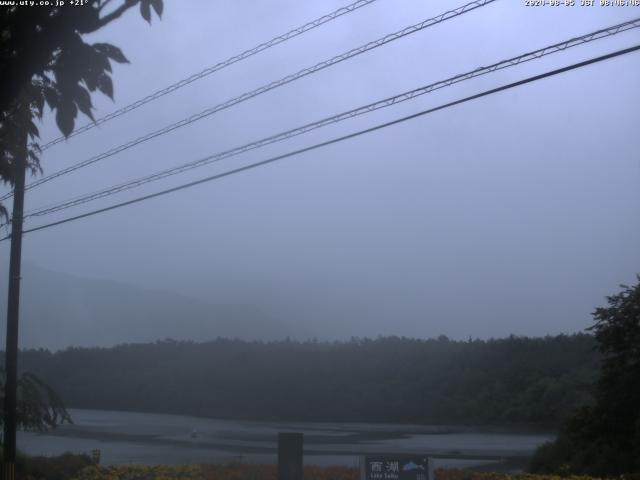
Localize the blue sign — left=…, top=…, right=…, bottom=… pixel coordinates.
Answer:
left=363, top=455, right=431, bottom=480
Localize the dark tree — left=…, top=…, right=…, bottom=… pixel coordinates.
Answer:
left=0, top=0, right=163, bottom=463
left=530, top=278, right=640, bottom=476
left=0, top=0, right=163, bottom=217
left=18, top=334, right=599, bottom=426
left=0, top=368, right=71, bottom=432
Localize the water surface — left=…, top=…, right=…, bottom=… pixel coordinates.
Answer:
left=18, top=409, right=553, bottom=467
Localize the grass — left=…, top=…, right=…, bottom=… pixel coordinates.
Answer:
left=11, top=453, right=638, bottom=480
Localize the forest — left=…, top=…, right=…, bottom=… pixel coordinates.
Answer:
left=13, top=334, right=598, bottom=426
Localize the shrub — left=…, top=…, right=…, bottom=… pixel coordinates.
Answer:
left=16, top=452, right=93, bottom=480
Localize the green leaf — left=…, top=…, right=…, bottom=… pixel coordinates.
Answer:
left=73, top=84, right=94, bottom=121
left=43, top=86, right=60, bottom=110
left=93, top=43, right=129, bottom=64
left=34, top=92, right=45, bottom=118
left=150, top=0, right=163, bottom=18
left=26, top=120, right=39, bottom=139
left=28, top=149, right=40, bottom=166
left=55, top=101, right=77, bottom=138
left=89, top=50, right=112, bottom=73
left=140, top=0, right=151, bottom=23
left=82, top=67, right=100, bottom=91
left=97, top=73, right=113, bottom=99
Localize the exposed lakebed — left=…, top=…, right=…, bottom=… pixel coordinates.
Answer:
left=18, top=409, right=553, bottom=468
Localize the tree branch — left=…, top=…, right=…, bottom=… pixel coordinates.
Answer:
left=95, top=0, right=139, bottom=30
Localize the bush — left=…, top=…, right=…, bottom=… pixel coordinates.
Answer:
left=529, top=439, right=573, bottom=475
left=71, top=464, right=359, bottom=480
left=15, top=452, right=93, bottom=480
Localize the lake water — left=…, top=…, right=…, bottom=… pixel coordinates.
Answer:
left=18, top=409, right=554, bottom=468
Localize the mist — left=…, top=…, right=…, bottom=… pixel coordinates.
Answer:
left=1, top=0, right=638, bottom=348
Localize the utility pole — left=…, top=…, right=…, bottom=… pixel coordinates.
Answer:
left=2, top=128, right=27, bottom=480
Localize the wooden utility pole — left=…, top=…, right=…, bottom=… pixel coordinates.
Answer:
left=2, top=130, right=27, bottom=480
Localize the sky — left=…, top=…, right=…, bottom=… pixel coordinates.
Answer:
left=1, top=0, right=639, bottom=345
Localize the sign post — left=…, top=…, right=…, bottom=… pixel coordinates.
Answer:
left=278, top=432, right=303, bottom=480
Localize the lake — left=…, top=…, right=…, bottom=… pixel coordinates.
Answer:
left=18, top=409, right=554, bottom=468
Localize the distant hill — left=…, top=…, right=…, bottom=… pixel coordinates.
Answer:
left=0, top=262, right=302, bottom=350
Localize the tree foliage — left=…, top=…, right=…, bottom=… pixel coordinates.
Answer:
left=0, top=0, right=163, bottom=217
left=0, top=0, right=162, bottom=439
left=0, top=367, right=71, bottom=432
left=530, top=278, right=640, bottom=476
left=17, top=334, right=598, bottom=426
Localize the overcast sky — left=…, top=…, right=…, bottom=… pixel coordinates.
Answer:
left=2, top=0, right=639, bottom=344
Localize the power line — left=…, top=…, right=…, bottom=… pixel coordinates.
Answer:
left=4, top=0, right=495, bottom=201
left=38, top=0, right=381, bottom=151
left=4, top=43, right=637, bottom=242
left=22, top=17, right=640, bottom=220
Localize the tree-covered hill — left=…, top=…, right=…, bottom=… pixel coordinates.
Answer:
left=14, top=334, right=598, bottom=426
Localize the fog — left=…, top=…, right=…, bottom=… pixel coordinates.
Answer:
left=1, top=0, right=639, bottom=348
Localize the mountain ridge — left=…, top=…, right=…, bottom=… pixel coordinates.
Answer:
left=0, top=262, right=303, bottom=350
